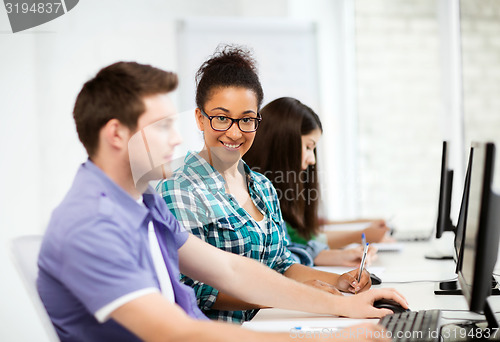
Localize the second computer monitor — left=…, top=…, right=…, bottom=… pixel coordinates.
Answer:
left=453, top=147, right=473, bottom=271
left=458, top=142, right=499, bottom=314
left=436, top=141, right=454, bottom=239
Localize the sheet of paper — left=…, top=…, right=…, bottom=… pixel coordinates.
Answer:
left=379, top=270, right=458, bottom=283
left=243, top=318, right=371, bottom=332
left=342, top=242, right=405, bottom=252
left=313, top=266, right=385, bottom=275
left=322, top=222, right=371, bottom=231
left=371, top=242, right=405, bottom=252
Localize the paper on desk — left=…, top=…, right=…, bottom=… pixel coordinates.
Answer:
left=378, top=270, right=457, bottom=283
left=242, top=318, right=370, bottom=332
left=314, top=266, right=385, bottom=276
left=322, top=222, right=371, bottom=231
left=342, top=242, right=404, bottom=253
left=371, top=242, right=404, bottom=252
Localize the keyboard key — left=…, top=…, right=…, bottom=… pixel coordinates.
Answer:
left=378, top=309, right=441, bottom=342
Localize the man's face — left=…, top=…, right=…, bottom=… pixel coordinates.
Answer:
left=128, top=93, right=182, bottom=186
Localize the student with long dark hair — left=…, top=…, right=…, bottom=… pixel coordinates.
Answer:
left=244, top=97, right=389, bottom=266
left=158, top=46, right=404, bottom=323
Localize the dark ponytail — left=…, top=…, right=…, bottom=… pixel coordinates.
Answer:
left=195, top=45, right=264, bottom=110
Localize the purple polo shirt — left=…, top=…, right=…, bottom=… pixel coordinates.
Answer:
left=37, top=160, right=207, bottom=342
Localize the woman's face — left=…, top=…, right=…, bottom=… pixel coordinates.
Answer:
left=195, top=86, right=259, bottom=165
left=301, top=128, right=322, bottom=171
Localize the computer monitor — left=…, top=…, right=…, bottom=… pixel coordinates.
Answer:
left=434, top=147, right=473, bottom=294
left=453, top=147, right=473, bottom=272
left=427, top=141, right=460, bottom=261
left=436, top=141, right=455, bottom=239
left=457, top=142, right=500, bottom=317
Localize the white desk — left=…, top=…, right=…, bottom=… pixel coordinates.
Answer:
left=243, top=241, right=499, bottom=332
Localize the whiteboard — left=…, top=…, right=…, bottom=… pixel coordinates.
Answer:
left=174, top=17, right=320, bottom=157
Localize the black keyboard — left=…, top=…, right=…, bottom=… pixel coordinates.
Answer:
left=378, top=310, right=441, bottom=342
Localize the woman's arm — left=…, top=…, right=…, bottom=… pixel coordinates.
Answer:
left=320, top=218, right=384, bottom=225
left=178, top=235, right=407, bottom=318
left=314, top=246, right=377, bottom=267
left=283, top=263, right=371, bottom=294
left=211, top=292, right=266, bottom=310
left=325, top=220, right=390, bottom=249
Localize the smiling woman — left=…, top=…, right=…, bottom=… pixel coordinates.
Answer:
left=156, top=45, right=372, bottom=324
left=196, top=86, right=260, bottom=167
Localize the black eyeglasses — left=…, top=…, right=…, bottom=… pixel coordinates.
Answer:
left=200, top=109, right=262, bottom=133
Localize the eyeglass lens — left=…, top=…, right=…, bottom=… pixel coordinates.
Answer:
left=211, top=116, right=258, bottom=132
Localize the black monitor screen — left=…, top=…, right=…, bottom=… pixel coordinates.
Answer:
left=458, top=142, right=497, bottom=314
left=436, top=141, right=454, bottom=239
left=453, top=147, right=473, bottom=270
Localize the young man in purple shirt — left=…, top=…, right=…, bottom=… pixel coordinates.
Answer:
left=37, top=61, right=406, bottom=342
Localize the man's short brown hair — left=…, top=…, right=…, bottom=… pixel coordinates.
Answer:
left=73, top=61, right=178, bottom=157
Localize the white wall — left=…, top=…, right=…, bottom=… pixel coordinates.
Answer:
left=461, top=0, right=500, bottom=191
left=354, top=0, right=500, bottom=232
left=354, top=0, right=444, bottom=230
left=288, top=0, right=360, bottom=219
left=0, top=28, right=45, bottom=342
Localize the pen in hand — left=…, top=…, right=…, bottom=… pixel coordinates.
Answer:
left=356, top=242, right=369, bottom=294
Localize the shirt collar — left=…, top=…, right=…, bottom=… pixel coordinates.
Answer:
left=143, top=188, right=168, bottom=222
left=184, top=152, right=226, bottom=193
left=184, top=151, right=259, bottom=193
left=82, top=160, right=165, bottom=230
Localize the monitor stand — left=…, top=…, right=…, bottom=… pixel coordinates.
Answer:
left=439, top=297, right=500, bottom=341
left=424, top=250, right=454, bottom=260
left=434, top=279, right=462, bottom=295
left=440, top=321, right=500, bottom=341
left=435, top=277, right=500, bottom=295
left=424, top=233, right=455, bottom=260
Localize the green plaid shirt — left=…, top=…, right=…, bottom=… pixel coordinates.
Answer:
left=157, top=151, right=296, bottom=323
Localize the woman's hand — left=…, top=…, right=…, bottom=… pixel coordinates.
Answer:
left=336, top=268, right=371, bottom=293
left=302, top=279, right=343, bottom=296
left=314, top=245, right=377, bottom=267
left=363, top=220, right=390, bottom=243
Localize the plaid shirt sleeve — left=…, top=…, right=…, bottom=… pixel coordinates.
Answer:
left=157, top=177, right=219, bottom=312
left=268, top=223, right=297, bottom=274
left=253, top=175, right=297, bottom=274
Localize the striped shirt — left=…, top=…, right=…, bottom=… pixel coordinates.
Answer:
left=157, top=151, right=296, bottom=323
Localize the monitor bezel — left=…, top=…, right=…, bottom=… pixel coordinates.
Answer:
left=436, top=141, right=455, bottom=239
left=453, top=147, right=473, bottom=271
left=457, top=142, right=497, bottom=314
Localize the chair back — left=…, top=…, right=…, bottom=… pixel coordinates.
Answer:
left=10, top=235, right=59, bottom=341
